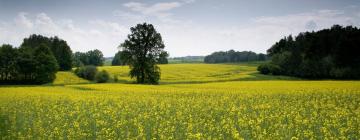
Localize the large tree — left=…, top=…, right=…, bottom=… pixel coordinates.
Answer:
left=120, top=23, right=166, bottom=84
left=50, top=37, right=73, bottom=70
left=21, top=34, right=73, bottom=71
left=33, top=44, right=59, bottom=84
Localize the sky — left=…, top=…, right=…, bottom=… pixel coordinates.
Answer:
left=0, top=0, right=359, bottom=57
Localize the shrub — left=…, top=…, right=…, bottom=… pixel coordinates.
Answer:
left=257, top=63, right=271, bottom=75
left=257, top=63, right=282, bottom=75
left=114, top=75, right=119, bottom=82
left=95, top=70, right=110, bottom=83
left=75, top=65, right=98, bottom=80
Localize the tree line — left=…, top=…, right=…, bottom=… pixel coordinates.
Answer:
left=204, top=50, right=267, bottom=63
left=73, top=49, right=104, bottom=67
left=258, top=25, right=360, bottom=79
left=0, top=34, right=71, bottom=84
left=0, top=34, right=108, bottom=84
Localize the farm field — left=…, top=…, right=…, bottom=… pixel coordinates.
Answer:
left=97, top=63, right=298, bottom=84
left=1, top=63, right=360, bottom=139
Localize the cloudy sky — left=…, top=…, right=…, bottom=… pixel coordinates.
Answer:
left=0, top=0, right=359, bottom=57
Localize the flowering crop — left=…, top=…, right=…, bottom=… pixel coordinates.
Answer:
left=0, top=80, right=359, bottom=139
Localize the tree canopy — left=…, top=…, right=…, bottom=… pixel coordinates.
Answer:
left=112, top=51, right=128, bottom=66
left=0, top=42, right=58, bottom=84
left=259, top=25, right=360, bottom=79
left=204, top=50, right=267, bottom=63
left=73, top=49, right=104, bottom=67
left=119, top=23, right=166, bottom=84
left=21, top=34, right=73, bottom=71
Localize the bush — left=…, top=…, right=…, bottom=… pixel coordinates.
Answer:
left=114, top=75, right=119, bottom=82
left=257, top=63, right=271, bottom=75
left=95, top=70, right=110, bottom=83
left=257, top=63, right=282, bottom=75
left=75, top=65, right=98, bottom=80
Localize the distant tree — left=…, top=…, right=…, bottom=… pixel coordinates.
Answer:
left=33, top=44, right=59, bottom=84
left=112, top=51, right=128, bottom=66
left=50, top=37, right=73, bottom=70
left=120, top=23, right=166, bottom=84
left=157, top=51, right=169, bottom=64
left=258, top=53, right=267, bottom=61
left=87, top=49, right=104, bottom=66
left=72, top=52, right=85, bottom=67
left=204, top=50, right=267, bottom=63
left=73, top=50, right=104, bottom=66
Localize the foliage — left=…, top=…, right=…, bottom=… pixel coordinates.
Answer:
left=50, top=37, right=73, bottom=71
left=111, top=51, right=128, bottom=66
left=21, top=34, right=73, bottom=71
left=73, top=49, right=104, bottom=67
left=168, top=56, right=205, bottom=64
left=74, top=65, right=98, bottom=81
left=33, top=44, right=59, bottom=84
left=119, top=23, right=166, bottom=84
left=264, top=25, right=360, bottom=79
left=257, top=63, right=281, bottom=75
left=157, top=51, right=169, bottom=64
left=95, top=70, right=110, bottom=83
left=0, top=43, right=58, bottom=84
left=0, top=81, right=359, bottom=139
left=204, top=50, right=268, bottom=63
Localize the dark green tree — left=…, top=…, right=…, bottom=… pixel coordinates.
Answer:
left=0, top=44, right=19, bottom=81
left=120, top=23, right=166, bottom=84
left=21, top=34, right=73, bottom=71
left=204, top=50, right=267, bottom=63
left=33, top=44, right=59, bottom=84
left=73, top=50, right=104, bottom=66
left=50, top=37, right=73, bottom=70
left=261, top=25, right=360, bottom=79
left=95, top=70, right=110, bottom=83
left=112, top=51, right=128, bottom=66
left=87, top=49, right=104, bottom=66
left=157, top=51, right=169, bottom=64
left=74, top=65, right=98, bottom=80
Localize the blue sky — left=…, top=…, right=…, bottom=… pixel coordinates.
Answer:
left=0, top=0, right=359, bottom=57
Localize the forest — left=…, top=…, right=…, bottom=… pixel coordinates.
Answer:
left=204, top=50, right=267, bottom=63
left=258, top=25, right=360, bottom=79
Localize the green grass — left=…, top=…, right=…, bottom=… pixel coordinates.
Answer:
left=0, top=63, right=359, bottom=139
left=52, top=71, right=90, bottom=85
left=98, top=63, right=298, bottom=84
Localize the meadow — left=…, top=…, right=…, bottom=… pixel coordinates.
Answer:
left=0, top=63, right=359, bottom=139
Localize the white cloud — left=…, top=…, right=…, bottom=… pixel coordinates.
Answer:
left=14, top=12, right=33, bottom=29
left=1, top=7, right=359, bottom=57
left=123, top=2, right=181, bottom=16
left=120, top=1, right=190, bottom=23
left=0, top=13, right=128, bottom=56
left=156, top=9, right=360, bottom=56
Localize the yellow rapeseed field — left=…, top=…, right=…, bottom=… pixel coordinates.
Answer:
left=98, top=63, right=297, bottom=84
left=0, top=64, right=359, bottom=139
